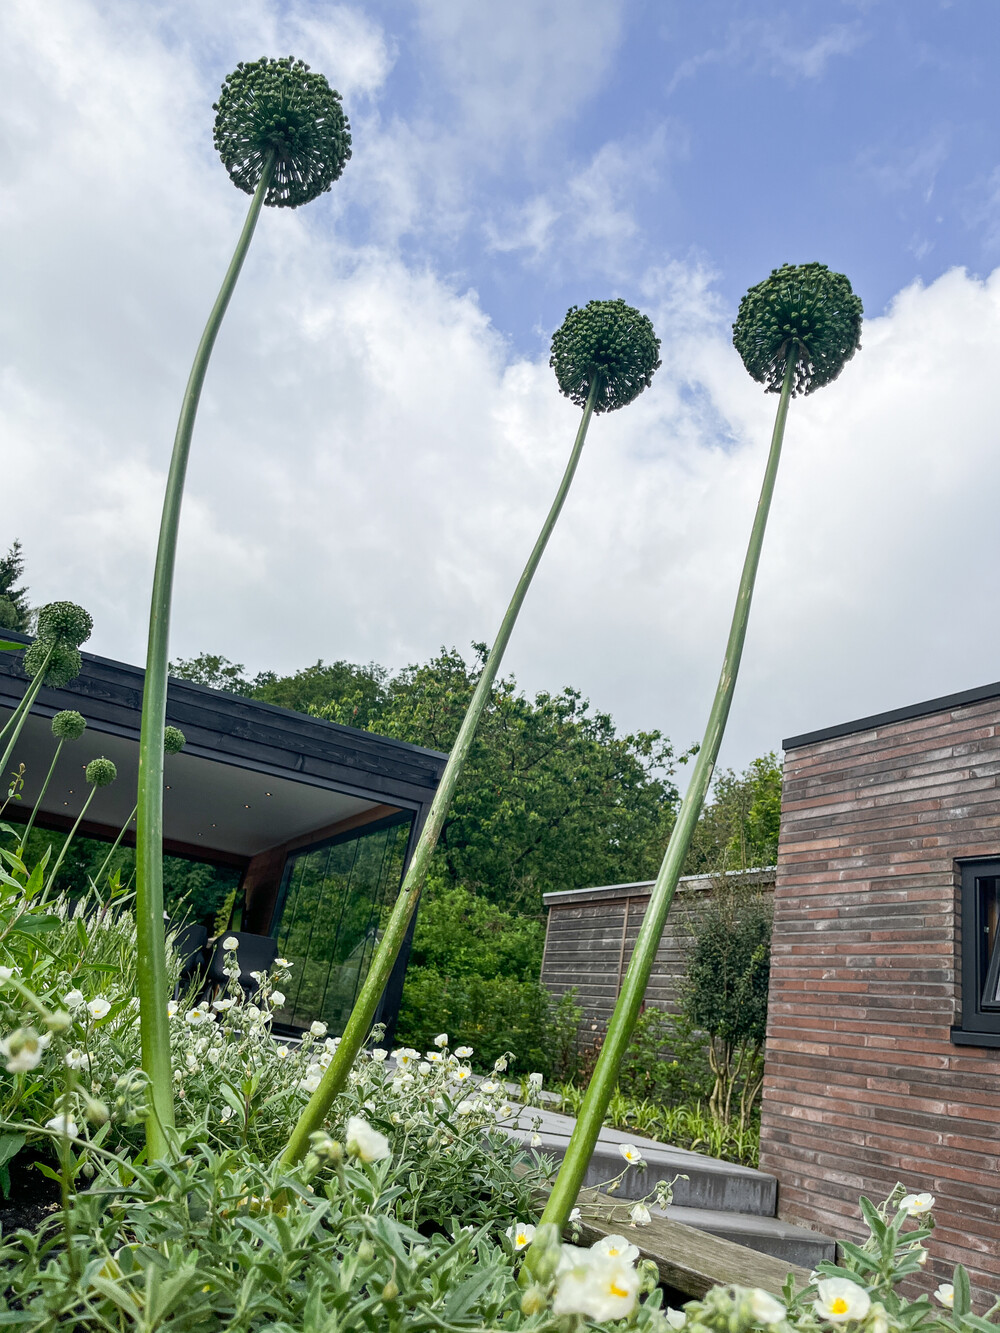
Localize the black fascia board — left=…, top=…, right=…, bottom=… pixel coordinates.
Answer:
left=0, top=632, right=446, bottom=809
left=783, top=678, right=1000, bottom=753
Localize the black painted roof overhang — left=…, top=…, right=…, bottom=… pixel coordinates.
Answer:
left=0, top=634, right=446, bottom=859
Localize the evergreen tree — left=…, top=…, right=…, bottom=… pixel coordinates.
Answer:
left=0, top=539, right=31, bottom=632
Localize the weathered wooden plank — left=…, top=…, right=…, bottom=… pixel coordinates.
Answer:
left=565, top=1191, right=809, bottom=1299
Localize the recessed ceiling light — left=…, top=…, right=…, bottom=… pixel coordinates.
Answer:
left=265, top=792, right=272, bottom=797
left=166, top=785, right=171, bottom=790
left=244, top=804, right=251, bottom=809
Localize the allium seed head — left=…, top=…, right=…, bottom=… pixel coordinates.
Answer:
left=163, top=726, right=186, bottom=754
left=35, top=601, right=93, bottom=647
left=85, top=757, right=117, bottom=788
left=550, top=298, right=660, bottom=413
left=213, top=56, right=352, bottom=209
left=733, top=262, right=862, bottom=396
left=51, top=710, right=87, bottom=741
left=23, top=640, right=82, bottom=688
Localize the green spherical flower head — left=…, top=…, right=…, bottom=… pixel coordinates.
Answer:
left=85, top=757, right=117, bottom=788
left=550, top=298, right=661, bottom=413
left=733, top=262, right=863, bottom=396
left=35, top=601, right=93, bottom=648
left=23, top=639, right=82, bottom=688
left=163, top=726, right=186, bottom=755
left=213, top=56, right=352, bottom=209
left=51, top=710, right=86, bottom=741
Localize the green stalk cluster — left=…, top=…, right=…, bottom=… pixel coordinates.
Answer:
left=525, top=263, right=862, bottom=1261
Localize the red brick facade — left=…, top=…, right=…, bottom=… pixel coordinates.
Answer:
left=760, top=693, right=1000, bottom=1295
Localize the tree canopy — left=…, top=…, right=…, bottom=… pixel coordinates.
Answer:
left=0, top=539, right=32, bottom=632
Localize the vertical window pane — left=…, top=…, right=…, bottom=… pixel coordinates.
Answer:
left=273, top=815, right=412, bottom=1034
left=978, top=876, right=1000, bottom=1009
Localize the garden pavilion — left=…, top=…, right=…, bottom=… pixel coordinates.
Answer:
left=0, top=632, right=445, bottom=1040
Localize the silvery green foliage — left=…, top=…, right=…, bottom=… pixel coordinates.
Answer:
left=732, top=262, right=862, bottom=396
left=21, top=639, right=81, bottom=687
left=550, top=298, right=661, bottom=413
left=213, top=56, right=352, bottom=208
left=51, top=710, right=86, bottom=741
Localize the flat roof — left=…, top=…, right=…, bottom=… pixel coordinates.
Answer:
left=0, top=633, right=446, bottom=859
left=783, top=679, right=1000, bottom=752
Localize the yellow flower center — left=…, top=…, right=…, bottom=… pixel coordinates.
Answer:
left=610, top=1282, right=629, bottom=1299
left=831, top=1299, right=849, bottom=1315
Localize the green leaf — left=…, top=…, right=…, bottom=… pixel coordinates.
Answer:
left=954, top=1265, right=972, bottom=1318
left=859, top=1196, right=887, bottom=1241
left=0, top=642, right=24, bottom=654
left=0, top=1133, right=25, bottom=1173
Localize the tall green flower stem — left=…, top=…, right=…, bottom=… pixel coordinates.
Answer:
left=280, top=379, right=601, bottom=1168
left=0, top=643, right=55, bottom=771
left=19, top=712, right=87, bottom=854
left=135, top=155, right=274, bottom=1158
left=45, top=758, right=117, bottom=897
left=527, top=342, right=798, bottom=1254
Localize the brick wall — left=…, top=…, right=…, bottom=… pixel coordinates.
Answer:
left=760, top=696, right=1000, bottom=1295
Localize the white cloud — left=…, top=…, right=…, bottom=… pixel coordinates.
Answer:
left=4, top=0, right=1000, bottom=784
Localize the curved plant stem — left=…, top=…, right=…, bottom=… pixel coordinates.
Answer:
left=18, top=739, right=64, bottom=853
left=0, top=642, right=55, bottom=775
left=91, top=802, right=137, bottom=890
left=280, top=379, right=601, bottom=1168
left=44, top=785, right=99, bottom=897
left=526, top=343, right=799, bottom=1257
left=135, top=154, right=275, bottom=1160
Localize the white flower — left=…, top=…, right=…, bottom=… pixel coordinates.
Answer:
left=166, top=1000, right=178, bottom=1018
left=324, top=1037, right=341, bottom=1054
left=392, top=1047, right=419, bottom=1066
left=455, top=1045, right=473, bottom=1058
left=934, top=1285, right=954, bottom=1309
left=748, top=1289, right=786, bottom=1326
left=309, top=1020, right=328, bottom=1038
left=345, top=1115, right=390, bottom=1163
left=274, top=957, right=291, bottom=967
left=629, top=1202, right=651, bottom=1227
left=222, top=936, right=239, bottom=951
left=64, top=1049, right=90, bottom=1071
left=212, top=998, right=235, bottom=1012
left=494, top=1055, right=508, bottom=1072
left=425, top=1051, right=443, bottom=1062
left=45, top=1114, right=79, bottom=1138
left=63, top=989, right=85, bottom=1009
left=553, top=1251, right=639, bottom=1322
left=455, top=1099, right=475, bottom=1115
left=593, top=1234, right=640, bottom=1264
left=0, top=1030, right=43, bottom=1073
left=300, top=1073, right=321, bottom=1093
left=0, top=966, right=15, bottom=983
left=569, top=1208, right=582, bottom=1223
left=618, top=1143, right=644, bottom=1166
left=86, top=997, right=112, bottom=1020
left=815, top=1278, right=871, bottom=1323
left=245, top=1005, right=261, bottom=1020
left=666, top=1309, right=687, bottom=1330
left=451, top=1065, right=472, bottom=1082
left=530, top=1132, right=542, bottom=1147
left=418, top=1061, right=431, bottom=1075
left=528, top=1072, right=543, bottom=1088
left=911, top=1245, right=928, bottom=1266
left=220, top=1105, right=235, bottom=1121
left=273, top=1044, right=289, bottom=1060
left=371, top=1048, right=388, bottom=1062
left=184, top=1006, right=213, bottom=1026
left=506, top=1221, right=536, bottom=1250
left=480, top=1081, right=499, bottom=1094
left=434, top=1033, right=448, bottom=1047
left=899, top=1191, right=934, bottom=1216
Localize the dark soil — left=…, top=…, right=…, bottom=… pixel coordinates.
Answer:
left=0, top=1151, right=61, bottom=1235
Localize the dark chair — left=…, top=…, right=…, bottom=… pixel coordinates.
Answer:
left=203, top=931, right=278, bottom=1001
left=169, top=922, right=209, bottom=998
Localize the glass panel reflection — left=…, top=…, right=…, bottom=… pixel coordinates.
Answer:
left=272, top=814, right=411, bottom=1034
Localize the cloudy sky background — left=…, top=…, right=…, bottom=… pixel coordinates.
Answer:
left=2, top=0, right=999, bottom=774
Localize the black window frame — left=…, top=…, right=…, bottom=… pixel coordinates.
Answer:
left=952, top=858, right=1000, bottom=1048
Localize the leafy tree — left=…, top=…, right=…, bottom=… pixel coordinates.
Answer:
left=0, top=539, right=32, bottom=632
left=683, top=752, right=782, bottom=875
left=169, top=653, right=255, bottom=694
left=680, top=883, right=772, bottom=1131
left=405, top=882, right=544, bottom=982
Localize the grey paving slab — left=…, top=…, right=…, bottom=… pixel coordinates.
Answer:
left=663, top=1206, right=836, bottom=1269
left=505, top=1105, right=778, bottom=1216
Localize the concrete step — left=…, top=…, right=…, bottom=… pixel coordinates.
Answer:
left=507, top=1106, right=778, bottom=1217
left=663, top=1205, right=836, bottom=1270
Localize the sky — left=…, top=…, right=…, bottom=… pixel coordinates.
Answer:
left=1, top=0, right=999, bottom=778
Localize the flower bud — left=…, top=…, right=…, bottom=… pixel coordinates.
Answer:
left=52, top=710, right=86, bottom=741
left=85, top=757, right=117, bottom=788
left=45, top=1010, right=73, bottom=1034
left=381, top=1278, right=399, bottom=1303
left=520, top=1285, right=548, bottom=1316
left=357, top=1240, right=375, bottom=1264
left=163, top=726, right=186, bottom=754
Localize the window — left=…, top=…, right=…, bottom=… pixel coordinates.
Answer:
left=953, top=859, right=1000, bottom=1046
left=269, top=813, right=413, bottom=1035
